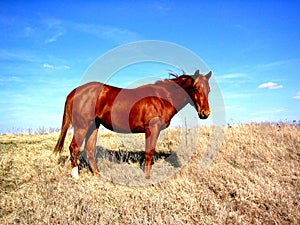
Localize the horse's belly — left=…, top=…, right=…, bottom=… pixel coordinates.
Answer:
left=98, top=110, right=145, bottom=133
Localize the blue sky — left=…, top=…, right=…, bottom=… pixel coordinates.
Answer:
left=1, top=1, right=300, bottom=133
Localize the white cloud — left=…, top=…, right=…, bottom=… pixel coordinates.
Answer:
left=152, top=2, right=171, bottom=13
left=42, top=63, right=70, bottom=70
left=45, top=31, right=64, bottom=43
left=293, top=92, right=300, bottom=99
left=61, top=65, right=70, bottom=70
left=225, top=93, right=253, bottom=99
left=255, top=60, right=288, bottom=70
left=218, top=73, right=246, bottom=79
left=216, top=73, right=248, bottom=84
left=42, top=18, right=65, bottom=44
left=70, top=22, right=141, bottom=44
left=258, top=82, right=283, bottom=89
left=0, top=76, right=24, bottom=83
left=43, top=63, right=54, bottom=69
left=44, top=18, right=62, bottom=28
left=0, top=49, right=37, bottom=62
left=24, top=26, right=34, bottom=37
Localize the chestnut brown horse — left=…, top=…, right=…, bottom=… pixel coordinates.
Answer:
left=53, top=69, right=211, bottom=179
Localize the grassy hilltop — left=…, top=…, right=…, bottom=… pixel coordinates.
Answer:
left=0, top=123, right=299, bottom=224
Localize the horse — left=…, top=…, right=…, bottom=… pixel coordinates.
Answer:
left=53, top=69, right=211, bottom=179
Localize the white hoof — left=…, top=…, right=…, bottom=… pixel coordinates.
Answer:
left=71, top=167, right=79, bottom=179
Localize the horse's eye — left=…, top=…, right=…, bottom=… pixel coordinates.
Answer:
left=193, top=88, right=199, bottom=93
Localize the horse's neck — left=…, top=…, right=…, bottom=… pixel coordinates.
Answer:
left=166, top=78, right=192, bottom=111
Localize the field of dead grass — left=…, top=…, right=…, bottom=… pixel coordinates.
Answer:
left=0, top=123, right=299, bottom=224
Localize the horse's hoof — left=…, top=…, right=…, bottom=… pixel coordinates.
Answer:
left=71, top=167, right=79, bottom=179
left=94, top=173, right=101, bottom=179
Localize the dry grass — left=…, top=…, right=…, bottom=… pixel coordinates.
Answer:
left=0, top=124, right=299, bottom=224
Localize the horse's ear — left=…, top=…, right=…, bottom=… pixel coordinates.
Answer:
left=194, top=69, right=200, bottom=76
left=205, top=71, right=212, bottom=80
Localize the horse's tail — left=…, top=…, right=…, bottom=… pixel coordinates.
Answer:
left=53, top=98, right=72, bottom=155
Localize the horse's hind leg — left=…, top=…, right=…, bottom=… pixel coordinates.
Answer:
left=69, top=127, right=87, bottom=179
left=84, top=122, right=100, bottom=178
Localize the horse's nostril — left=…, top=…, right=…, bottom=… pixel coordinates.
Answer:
left=199, top=110, right=210, bottom=119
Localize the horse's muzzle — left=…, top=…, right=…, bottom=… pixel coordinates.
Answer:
left=199, top=110, right=210, bottom=119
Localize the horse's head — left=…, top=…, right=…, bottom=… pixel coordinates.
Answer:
left=188, top=70, right=211, bottom=119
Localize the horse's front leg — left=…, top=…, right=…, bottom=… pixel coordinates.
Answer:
left=144, top=125, right=160, bottom=179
